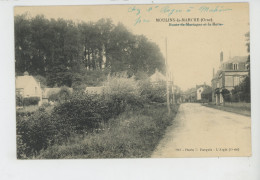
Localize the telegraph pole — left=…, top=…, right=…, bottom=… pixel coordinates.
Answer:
left=165, top=38, right=171, bottom=115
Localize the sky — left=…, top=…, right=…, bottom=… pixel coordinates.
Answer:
left=15, top=3, right=249, bottom=90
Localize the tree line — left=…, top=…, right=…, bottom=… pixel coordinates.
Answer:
left=15, top=14, right=165, bottom=87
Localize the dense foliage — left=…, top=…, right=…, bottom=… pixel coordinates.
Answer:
left=15, top=14, right=165, bottom=87
left=16, top=76, right=151, bottom=158
left=16, top=95, right=40, bottom=106
left=48, top=86, right=72, bottom=103
left=231, top=76, right=250, bottom=102
left=16, top=94, right=111, bottom=158
left=139, top=81, right=167, bottom=103
left=36, top=103, right=179, bottom=159
left=16, top=93, right=23, bottom=106
left=17, top=108, right=56, bottom=158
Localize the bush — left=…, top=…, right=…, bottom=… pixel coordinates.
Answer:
left=17, top=111, right=35, bottom=118
left=23, top=97, right=40, bottom=106
left=51, top=93, right=107, bottom=135
left=139, top=80, right=166, bottom=103
left=104, top=74, right=140, bottom=96
left=48, top=86, right=72, bottom=103
left=17, top=109, right=56, bottom=158
left=16, top=88, right=144, bottom=158
left=231, top=76, right=250, bottom=103
left=17, top=75, right=149, bottom=159
left=103, top=74, right=144, bottom=111
left=36, top=104, right=179, bottom=159
left=16, top=93, right=23, bottom=106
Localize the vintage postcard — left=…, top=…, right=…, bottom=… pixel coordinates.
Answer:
left=14, top=3, right=250, bottom=159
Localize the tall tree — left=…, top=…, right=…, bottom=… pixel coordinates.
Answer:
left=15, top=14, right=166, bottom=86
left=15, top=14, right=32, bottom=75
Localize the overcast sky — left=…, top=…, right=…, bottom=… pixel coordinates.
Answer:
left=15, top=3, right=249, bottom=90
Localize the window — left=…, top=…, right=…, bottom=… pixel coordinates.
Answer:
left=234, top=76, right=240, bottom=86
left=225, top=76, right=233, bottom=87
left=233, top=63, right=238, bottom=70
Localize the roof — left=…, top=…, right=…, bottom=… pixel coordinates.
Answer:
left=225, top=56, right=248, bottom=63
left=150, top=69, right=166, bottom=83
left=212, top=56, right=248, bottom=81
left=16, top=75, right=39, bottom=89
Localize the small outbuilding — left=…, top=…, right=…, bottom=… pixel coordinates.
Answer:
left=16, top=72, right=42, bottom=105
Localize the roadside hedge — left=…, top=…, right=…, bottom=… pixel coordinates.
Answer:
left=17, top=86, right=145, bottom=158
left=17, top=109, right=56, bottom=158
left=16, top=76, right=155, bottom=159
left=23, top=97, right=40, bottom=106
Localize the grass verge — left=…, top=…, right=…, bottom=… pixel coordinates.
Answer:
left=36, top=103, right=179, bottom=159
left=203, top=102, right=251, bottom=117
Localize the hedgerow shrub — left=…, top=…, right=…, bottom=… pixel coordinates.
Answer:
left=17, top=109, right=56, bottom=158
left=16, top=111, right=34, bottom=119
left=139, top=80, right=166, bottom=103
left=105, top=74, right=140, bottom=95
left=23, top=97, right=40, bottom=106
left=48, top=86, right=72, bottom=103
left=51, top=93, right=110, bottom=135
left=17, top=75, right=147, bottom=158
left=17, top=92, right=129, bottom=158
left=16, top=94, right=23, bottom=106
left=103, top=74, right=144, bottom=110
left=36, top=103, right=179, bottom=159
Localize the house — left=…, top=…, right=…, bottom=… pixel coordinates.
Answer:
left=196, top=86, right=204, bottom=101
left=196, top=84, right=212, bottom=102
left=16, top=72, right=42, bottom=105
left=150, top=69, right=166, bottom=85
left=211, top=52, right=249, bottom=105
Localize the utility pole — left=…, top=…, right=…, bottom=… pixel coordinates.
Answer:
left=172, top=75, right=175, bottom=105
left=165, top=37, right=171, bottom=115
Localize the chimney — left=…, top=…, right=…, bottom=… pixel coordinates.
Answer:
left=24, top=71, right=29, bottom=76
left=213, top=68, right=215, bottom=78
left=220, top=51, right=223, bottom=63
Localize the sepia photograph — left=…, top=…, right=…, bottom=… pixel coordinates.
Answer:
left=14, top=3, right=251, bottom=159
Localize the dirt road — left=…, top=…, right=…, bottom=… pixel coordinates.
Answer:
left=152, top=103, right=251, bottom=158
